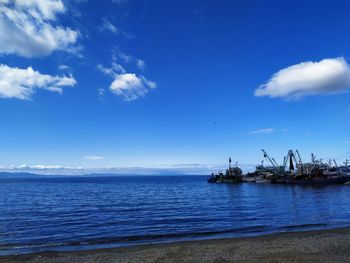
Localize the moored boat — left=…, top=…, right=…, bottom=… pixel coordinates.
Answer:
left=208, top=157, right=242, bottom=183
left=279, top=151, right=350, bottom=185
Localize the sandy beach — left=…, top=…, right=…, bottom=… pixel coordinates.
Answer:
left=2, top=227, right=350, bottom=263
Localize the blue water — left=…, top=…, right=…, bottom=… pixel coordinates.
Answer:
left=1, top=175, right=350, bottom=256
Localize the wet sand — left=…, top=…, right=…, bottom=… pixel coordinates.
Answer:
left=2, top=227, right=350, bottom=263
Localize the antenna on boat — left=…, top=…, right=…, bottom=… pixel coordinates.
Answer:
left=229, top=156, right=232, bottom=169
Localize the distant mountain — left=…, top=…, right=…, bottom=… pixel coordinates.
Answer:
left=0, top=171, right=205, bottom=179
left=0, top=172, right=43, bottom=178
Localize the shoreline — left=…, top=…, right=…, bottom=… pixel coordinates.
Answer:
left=2, top=227, right=350, bottom=262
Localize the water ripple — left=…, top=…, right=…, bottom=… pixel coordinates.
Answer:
left=1, top=175, right=350, bottom=255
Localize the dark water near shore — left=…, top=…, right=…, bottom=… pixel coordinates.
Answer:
left=1, top=175, right=350, bottom=255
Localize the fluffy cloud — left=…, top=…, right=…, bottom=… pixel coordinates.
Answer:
left=100, top=48, right=156, bottom=101
left=0, top=64, right=76, bottom=100
left=110, top=73, right=156, bottom=101
left=255, top=57, right=350, bottom=99
left=0, top=0, right=78, bottom=57
left=248, top=128, right=275, bottom=135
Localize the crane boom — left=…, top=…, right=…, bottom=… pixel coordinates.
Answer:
left=283, top=156, right=287, bottom=170
left=261, top=149, right=276, bottom=167
left=295, top=150, right=303, bottom=164
left=271, top=158, right=279, bottom=167
left=291, top=151, right=298, bottom=167
left=333, top=159, right=337, bottom=167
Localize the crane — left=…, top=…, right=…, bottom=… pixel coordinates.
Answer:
left=333, top=159, right=338, bottom=167
left=295, top=150, right=303, bottom=165
left=261, top=149, right=276, bottom=168
left=282, top=155, right=288, bottom=170
left=271, top=158, right=279, bottom=167
left=283, top=150, right=298, bottom=171
left=311, top=153, right=316, bottom=164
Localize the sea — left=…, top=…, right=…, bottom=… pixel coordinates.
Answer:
left=1, top=175, right=350, bottom=256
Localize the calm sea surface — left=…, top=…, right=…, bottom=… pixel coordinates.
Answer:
left=1, top=175, right=350, bottom=255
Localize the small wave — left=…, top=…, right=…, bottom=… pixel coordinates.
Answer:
left=2, top=223, right=346, bottom=257
left=0, top=226, right=269, bottom=251
left=281, top=223, right=328, bottom=230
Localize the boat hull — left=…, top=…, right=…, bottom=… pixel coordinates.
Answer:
left=281, top=176, right=348, bottom=185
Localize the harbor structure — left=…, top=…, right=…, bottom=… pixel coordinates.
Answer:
left=209, top=150, right=350, bottom=185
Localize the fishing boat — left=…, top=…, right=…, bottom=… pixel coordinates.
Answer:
left=280, top=151, right=349, bottom=185
left=250, top=149, right=350, bottom=185
left=244, top=149, right=285, bottom=183
left=207, top=157, right=243, bottom=183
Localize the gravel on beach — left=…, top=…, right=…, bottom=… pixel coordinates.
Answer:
left=2, top=227, right=350, bottom=263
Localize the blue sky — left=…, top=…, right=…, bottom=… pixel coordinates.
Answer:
left=0, top=0, right=350, bottom=173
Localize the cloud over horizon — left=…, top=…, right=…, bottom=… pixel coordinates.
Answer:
left=0, top=64, right=76, bottom=100
left=0, top=0, right=79, bottom=57
left=255, top=57, right=350, bottom=99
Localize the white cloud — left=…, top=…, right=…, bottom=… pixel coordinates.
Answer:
left=345, top=141, right=350, bottom=144
left=2, top=164, right=85, bottom=175
left=255, top=57, right=350, bottom=99
left=99, top=19, right=118, bottom=34
left=248, top=128, right=275, bottom=135
left=17, top=164, right=63, bottom=170
left=84, top=155, right=104, bottom=160
left=0, top=64, right=76, bottom=100
left=102, top=48, right=155, bottom=101
left=110, top=73, right=156, bottom=101
left=0, top=0, right=79, bottom=57
left=97, top=62, right=126, bottom=77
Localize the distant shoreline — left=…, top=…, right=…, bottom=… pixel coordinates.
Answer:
left=2, top=226, right=350, bottom=262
